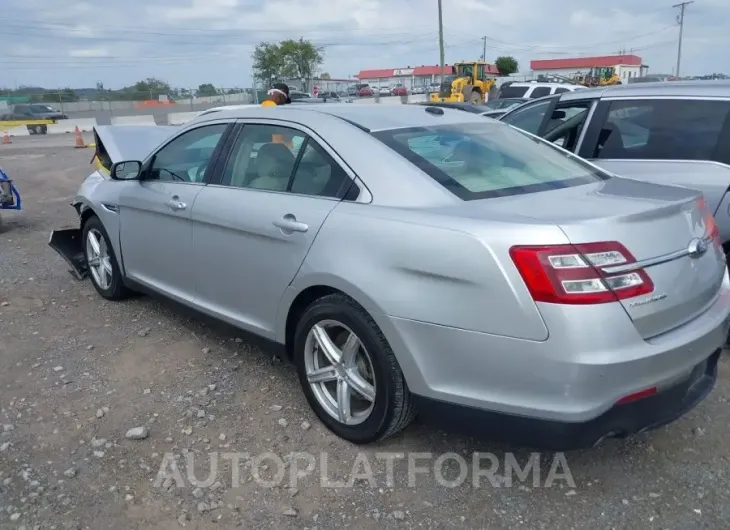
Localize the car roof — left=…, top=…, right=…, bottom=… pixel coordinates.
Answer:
left=559, top=79, right=730, bottom=101
left=190, top=103, right=493, bottom=132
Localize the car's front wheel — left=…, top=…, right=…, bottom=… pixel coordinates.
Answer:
left=82, top=215, right=130, bottom=301
left=294, top=294, right=416, bottom=444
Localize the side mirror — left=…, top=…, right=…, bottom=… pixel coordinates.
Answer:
left=551, top=110, right=566, bottom=119
left=110, top=160, right=142, bottom=180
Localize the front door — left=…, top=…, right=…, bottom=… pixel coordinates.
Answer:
left=191, top=122, right=357, bottom=338
left=118, top=123, right=230, bottom=302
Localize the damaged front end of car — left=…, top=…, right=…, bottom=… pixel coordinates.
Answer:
left=48, top=124, right=178, bottom=280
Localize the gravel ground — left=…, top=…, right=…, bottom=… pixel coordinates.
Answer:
left=1, top=135, right=729, bottom=529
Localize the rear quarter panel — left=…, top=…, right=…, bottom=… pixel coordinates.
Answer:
left=591, top=159, right=730, bottom=244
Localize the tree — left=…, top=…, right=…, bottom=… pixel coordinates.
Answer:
left=319, top=72, right=331, bottom=80
left=279, top=38, right=324, bottom=90
left=197, top=83, right=217, bottom=97
left=495, top=56, right=519, bottom=76
left=252, top=42, right=285, bottom=88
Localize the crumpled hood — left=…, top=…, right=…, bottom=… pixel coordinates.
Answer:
left=93, top=125, right=179, bottom=164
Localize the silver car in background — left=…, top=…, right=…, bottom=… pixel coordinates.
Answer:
left=49, top=105, right=730, bottom=449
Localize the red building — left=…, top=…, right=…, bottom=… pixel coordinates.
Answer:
left=530, top=55, right=648, bottom=81
left=356, top=64, right=500, bottom=88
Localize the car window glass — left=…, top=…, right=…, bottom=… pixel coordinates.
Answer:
left=374, top=122, right=608, bottom=201
left=544, top=104, right=591, bottom=152
left=554, top=87, right=570, bottom=94
left=149, top=124, right=227, bottom=183
left=530, top=87, right=551, bottom=98
left=501, top=99, right=552, bottom=134
left=221, top=125, right=305, bottom=191
left=595, top=99, right=730, bottom=161
left=500, top=86, right=529, bottom=98
left=290, top=141, right=354, bottom=198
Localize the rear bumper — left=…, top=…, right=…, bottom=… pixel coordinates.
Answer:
left=414, top=348, right=720, bottom=450
left=48, top=228, right=87, bottom=280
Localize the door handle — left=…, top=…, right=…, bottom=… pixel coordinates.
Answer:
left=273, top=215, right=308, bottom=233
left=165, top=197, right=187, bottom=211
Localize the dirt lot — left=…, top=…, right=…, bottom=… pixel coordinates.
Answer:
left=1, top=135, right=729, bottom=529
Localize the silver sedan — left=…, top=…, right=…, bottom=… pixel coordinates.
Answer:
left=49, top=104, right=730, bottom=449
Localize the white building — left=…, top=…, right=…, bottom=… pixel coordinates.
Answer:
left=530, top=54, right=649, bottom=82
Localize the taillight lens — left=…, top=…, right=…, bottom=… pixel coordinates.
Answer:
left=510, top=241, right=654, bottom=305
left=697, top=197, right=720, bottom=246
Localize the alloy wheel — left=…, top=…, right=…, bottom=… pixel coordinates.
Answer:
left=86, top=228, right=113, bottom=290
left=303, top=320, right=377, bottom=425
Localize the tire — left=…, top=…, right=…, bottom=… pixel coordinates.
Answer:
left=293, top=293, right=416, bottom=444
left=82, top=215, right=130, bottom=301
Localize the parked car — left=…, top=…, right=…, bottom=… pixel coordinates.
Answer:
left=497, top=82, right=585, bottom=99
left=288, top=91, right=313, bottom=101
left=391, top=85, right=408, bottom=96
left=378, top=87, right=390, bottom=96
left=498, top=80, right=730, bottom=257
left=484, top=97, right=529, bottom=111
left=49, top=105, right=730, bottom=449
left=359, top=86, right=374, bottom=97
left=11, top=103, right=67, bottom=121
left=316, top=91, right=340, bottom=101
left=412, top=86, right=426, bottom=94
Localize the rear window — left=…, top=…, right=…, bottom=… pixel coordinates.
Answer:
left=373, top=122, right=609, bottom=200
left=500, top=86, right=529, bottom=98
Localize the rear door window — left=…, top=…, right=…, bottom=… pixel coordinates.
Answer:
left=529, top=87, right=551, bottom=98
left=594, top=99, right=730, bottom=162
left=500, top=85, right=529, bottom=98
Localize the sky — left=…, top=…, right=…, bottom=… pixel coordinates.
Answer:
left=2, top=0, right=729, bottom=90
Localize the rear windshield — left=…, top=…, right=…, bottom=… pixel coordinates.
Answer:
left=373, top=122, right=609, bottom=200
left=500, top=86, right=529, bottom=98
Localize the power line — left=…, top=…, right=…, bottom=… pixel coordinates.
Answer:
left=673, top=1, right=693, bottom=76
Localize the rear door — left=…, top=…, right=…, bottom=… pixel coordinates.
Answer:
left=576, top=97, right=730, bottom=224
left=190, top=120, right=360, bottom=338
left=118, top=121, right=232, bottom=302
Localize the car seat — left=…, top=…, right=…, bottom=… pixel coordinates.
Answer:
left=248, top=143, right=295, bottom=191
left=596, top=122, right=625, bottom=158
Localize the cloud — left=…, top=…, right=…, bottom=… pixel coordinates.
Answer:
left=1, top=0, right=727, bottom=88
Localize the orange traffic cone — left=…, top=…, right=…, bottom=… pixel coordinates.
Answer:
left=74, top=126, right=87, bottom=148
left=2, top=131, right=10, bottom=145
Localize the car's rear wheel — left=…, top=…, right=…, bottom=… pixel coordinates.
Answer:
left=82, top=216, right=130, bottom=301
left=294, top=294, right=416, bottom=444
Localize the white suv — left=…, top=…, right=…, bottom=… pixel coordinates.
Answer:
left=499, top=82, right=585, bottom=99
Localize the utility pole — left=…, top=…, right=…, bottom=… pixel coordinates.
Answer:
left=673, top=1, right=693, bottom=78
left=438, top=0, right=445, bottom=87
left=481, top=36, right=487, bottom=61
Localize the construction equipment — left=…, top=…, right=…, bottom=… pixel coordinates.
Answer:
left=429, top=62, right=497, bottom=104
left=574, top=67, right=622, bottom=87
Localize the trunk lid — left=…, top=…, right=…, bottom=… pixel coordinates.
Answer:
left=462, top=177, right=726, bottom=339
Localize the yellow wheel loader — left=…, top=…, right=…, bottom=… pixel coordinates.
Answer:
left=429, top=62, right=496, bottom=104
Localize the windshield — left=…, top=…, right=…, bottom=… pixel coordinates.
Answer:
left=373, top=122, right=609, bottom=200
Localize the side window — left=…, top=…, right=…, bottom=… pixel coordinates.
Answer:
left=222, top=124, right=355, bottom=198
left=530, top=87, right=551, bottom=98
left=554, top=87, right=569, bottom=94
left=595, top=99, right=730, bottom=161
left=148, top=124, right=227, bottom=183
left=543, top=103, right=592, bottom=152
left=501, top=99, right=552, bottom=135
left=290, top=141, right=354, bottom=198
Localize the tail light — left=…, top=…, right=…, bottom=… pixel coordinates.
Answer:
left=510, top=241, right=654, bottom=305
left=697, top=197, right=720, bottom=246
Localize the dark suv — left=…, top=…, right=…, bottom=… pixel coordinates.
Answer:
left=12, top=104, right=68, bottom=121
